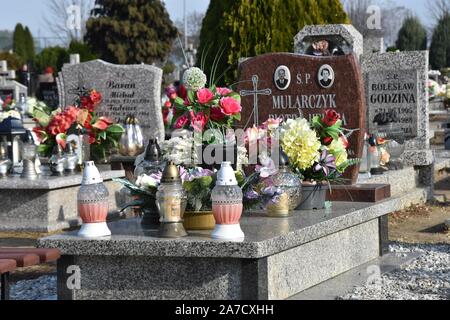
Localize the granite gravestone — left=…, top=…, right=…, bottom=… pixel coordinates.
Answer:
left=236, top=53, right=366, bottom=183
left=59, top=59, right=165, bottom=142
left=362, top=51, right=430, bottom=164
left=0, top=60, right=27, bottom=102
left=294, top=24, right=364, bottom=60
left=37, top=82, right=59, bottom=109
left=367, top=69, right=419, bottom=139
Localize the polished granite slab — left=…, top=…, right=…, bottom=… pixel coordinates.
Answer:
left=0, top=170, right=125, bottom=189
left=38, top=196, right=406, bottom=259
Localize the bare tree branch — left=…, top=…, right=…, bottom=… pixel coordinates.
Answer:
left=42, top=0, right=95, bottom=45
left=343, top=0, right=411, bottom=46
left=426, top=0, right=450, bottom=23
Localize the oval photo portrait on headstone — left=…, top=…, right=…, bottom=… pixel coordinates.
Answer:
left=318, top=64, right=335, bottom=89
left=274, top=65, right=291, bottom=91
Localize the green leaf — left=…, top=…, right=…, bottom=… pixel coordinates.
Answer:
left=174, top=97, right=185, bottom=106
left=188, top=90, right=196, bottom=103
left=37, top=143, right=53, bottom=157
left=106, top=124, right=124, bottom=135
left=99, top=131, right=107, bottom=140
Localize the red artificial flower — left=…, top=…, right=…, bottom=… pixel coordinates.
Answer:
left=322, top=109, right=340, bottom=127
left=189, top=111, right=209, bottom=132
left=81, top=96, right=95, bottom=112
left=196, top=88, right=214, bottom=104
left=83, top=113, right=93, bottom=130
left=178, top=85, right=187, bottom=100
left=164, top=100, right=172, bottom=108
left=210, top=106, right=225, bottom=121
left=32, top=127, right=47, bottom=143
left=90, top=90, right=102, bottom=106
left=216, top=87, right=232, bottom=96
left=88, top=132, right=97, bottom=144
left=93, top=117, right=112, bottom=131
left=322, top=136, right=333, bottom=146
left=173, top=114, right=189, bottom=129
left=45, top=66, right=54, bottom=75
left=219, top=97, right=241, bottom=116
left=340, top=135, right=350, bottom=149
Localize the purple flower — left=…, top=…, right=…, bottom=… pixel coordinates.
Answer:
left=184, top=167, right=214, bottom=182
left=313, top=150, right=336, bottom=177
left=165, top=85, right=177, bottom=98
left=256, top=154, right=278, bottom=178
left=245, top=189, right=259, bottom=200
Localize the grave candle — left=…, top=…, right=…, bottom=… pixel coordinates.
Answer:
left=211, top=162, right=244, bottom=241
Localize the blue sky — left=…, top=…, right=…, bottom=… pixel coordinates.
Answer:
left=0, top=0, right=430, bottom=37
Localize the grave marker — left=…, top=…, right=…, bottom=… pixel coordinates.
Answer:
left=362, top=51, right=429, bottom=154
left=58, top=59, right=165, bottom=142
left=236, top=52, right=366, bottom=183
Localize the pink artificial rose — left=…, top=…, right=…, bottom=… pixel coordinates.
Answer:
left=173, top=114, right=189, bottom=129
left=261, top=118, right=282, bottom=130
left=190, top=111, right=209, bottom=132
left=196, top=88, right=214, bottom=104
left=216, top=87, right=232, bottom=96
left=219, top=97, right=241, bottom=116
left=210, top=106, right=225, bottom=121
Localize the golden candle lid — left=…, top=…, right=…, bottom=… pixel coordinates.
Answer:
left=161, top=161, right=181, bottom=183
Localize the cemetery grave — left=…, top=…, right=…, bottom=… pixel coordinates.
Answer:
left=0, top=0, right=449, bottom=304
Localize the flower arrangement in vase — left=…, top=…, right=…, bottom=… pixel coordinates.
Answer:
left=32, top=89, right=124, bottom=163
left=165, top=67, right=242, bottom=144
left=280, top=109, right=360, bottom=210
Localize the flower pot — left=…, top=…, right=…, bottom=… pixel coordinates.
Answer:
left=183, top=211, right=215, bottom=230
left=295, top=183, right=326, bottom=210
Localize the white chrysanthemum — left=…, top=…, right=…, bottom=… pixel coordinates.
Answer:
left=280, top=118, right=321, bottom=171
left=183, top=67, right=207, bottom=91
left=160, top=137, right=196, bottom=166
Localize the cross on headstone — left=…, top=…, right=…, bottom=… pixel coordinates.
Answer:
left=68, top=85, right=90, bottom=98
left=239, top=75, right=272, bottom=127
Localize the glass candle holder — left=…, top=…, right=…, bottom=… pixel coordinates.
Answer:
left=77, top=161, right=111, bottom=238
left=211, top=162, right=244, bottom=241
left=156, top=161, right=188, bottom=238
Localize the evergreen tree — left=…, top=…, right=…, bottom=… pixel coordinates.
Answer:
left=85, top=0, right=178, bottom=64
left=68, top=40, right=97, bottom=62
left=197, top=0, right=349, bottom=85
left=430, top=13, right=450, bottom=70
left=35, top=46, right=69, bottom=74
left=23, top=27, right=35, bottom=62
left=395, top=16, right=427, bottom=51
left=12, top=23, right=26, bottom=62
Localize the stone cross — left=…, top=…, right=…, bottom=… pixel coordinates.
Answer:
left=239, top=75, right=272, bottom=127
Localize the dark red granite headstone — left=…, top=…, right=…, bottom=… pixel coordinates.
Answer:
left=235, top=53, right=366, bottom=184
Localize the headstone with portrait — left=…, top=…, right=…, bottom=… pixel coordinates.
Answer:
left=58, top=59, right=165, bottom=142
left=236, top=51, right=366, bottom=183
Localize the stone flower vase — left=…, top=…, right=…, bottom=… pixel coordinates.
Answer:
left=295, top=182, right=327, bottom=210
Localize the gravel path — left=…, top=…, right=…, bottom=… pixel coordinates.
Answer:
left=5, top=242, right=450, bottom=300
left=340, top=242, right=450, bottom=300
left=10, top=275, right=56, bottom=300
